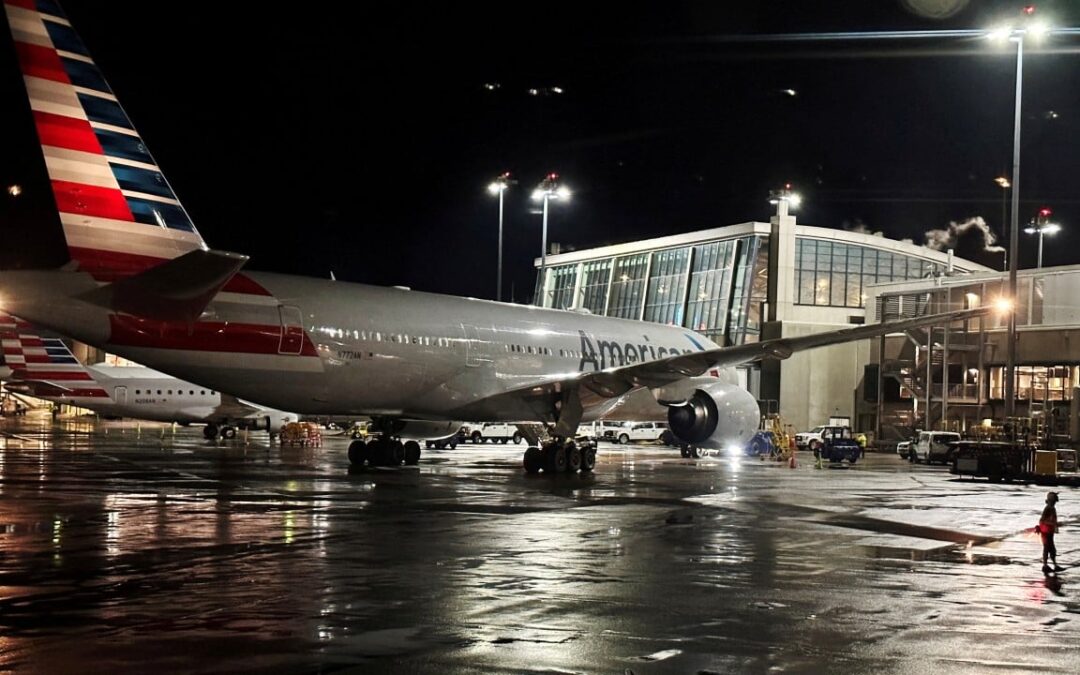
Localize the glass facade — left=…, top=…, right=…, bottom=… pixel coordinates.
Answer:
left=607, top=253, right=650, bottom=319
left=534, top=235, right=771, bottom=344
left=534, top=231, right=967, bottom=347
left=643, top=248, right=690, bottom=325
left=795, top=239, right=944, bottom=309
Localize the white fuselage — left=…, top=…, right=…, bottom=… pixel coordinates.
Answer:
left=0, top=270, right=731, bottom=423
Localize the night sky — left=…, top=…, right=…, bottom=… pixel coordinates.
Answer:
left=11, top=1, right=1080, bottom=301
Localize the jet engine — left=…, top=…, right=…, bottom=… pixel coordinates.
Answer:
left=371, top=419, right=463, bottom=440
left=666, top=382, right=760, bottom=450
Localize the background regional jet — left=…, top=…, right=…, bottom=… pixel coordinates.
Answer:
left=0, top=2, right=987, bottom=473
left=0, top=313, right=298, bottom=438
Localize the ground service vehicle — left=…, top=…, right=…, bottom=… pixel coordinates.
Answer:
left=795, top=426, right=826, bottom=451
left=469, top=423, right=524, bottom=444
left=915, top=431, right=961, bottom=465
left=817, top=426, right=861, bottom=463
left=896, top=440, right=912, bottom=459
left=615, top=422, right=670, bottom=444
left=950, top=441, right=1027, bottom=482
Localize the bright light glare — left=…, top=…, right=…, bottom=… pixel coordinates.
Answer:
left=986, top=25, right=1012, bottom=41
left=725, top=444, right=742, bottom=456
left=1029, top=21, right=1050, bottom=38
left=1044, top=223, right=1062, bottom=235
left=531, top=189, right=544, bottom=201
left=994, top=297, right=1014, bottom=314
left=995, top=176, right=1011, bottom=188
left=787, top=193, right=802, bottom=208
left=555, top=186, right=571, bottom=200
left=965, top=292, right=979, bottom=306
left=487, top=182, right=502, bottom=195
left=1025, top=226, right=1038, bottom=234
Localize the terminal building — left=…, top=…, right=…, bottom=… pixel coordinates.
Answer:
left=533, top=201, right=992, bottom=433
left=864, top=265, right=1080, bottom=445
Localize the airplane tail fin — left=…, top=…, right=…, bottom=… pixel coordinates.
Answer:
left=1, top=1, right=207, bottom=280
left=0, top=311, right=108, bottom=397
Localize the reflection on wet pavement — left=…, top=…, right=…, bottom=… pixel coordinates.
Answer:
left=1, top=412, right=1078, bottom=673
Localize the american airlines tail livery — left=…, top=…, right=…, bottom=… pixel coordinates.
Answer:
left=0, top=1, right=987, bottom=473
left=0, top=313, right=298, bottom=437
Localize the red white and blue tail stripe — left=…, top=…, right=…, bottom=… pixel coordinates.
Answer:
left=0, top=312, right=109, bottom=397
left=3, top=0, right=206, bottom=281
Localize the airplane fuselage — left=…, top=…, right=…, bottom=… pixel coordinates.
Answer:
left=1, top=269, right=729, bottom=422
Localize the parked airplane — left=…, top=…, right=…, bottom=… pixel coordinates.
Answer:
left=0, top=313, right=298, bottom=438
left=0, top=2, right=989, bottom=472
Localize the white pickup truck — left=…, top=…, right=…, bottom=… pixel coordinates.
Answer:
left=468, top=423, right=524, bottom=444
left=614, top=421, right=671, bottom=445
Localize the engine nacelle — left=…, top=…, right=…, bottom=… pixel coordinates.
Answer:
left=371, top=419, right=462, bottom=440
left=667, top=382, right=760, bottom=450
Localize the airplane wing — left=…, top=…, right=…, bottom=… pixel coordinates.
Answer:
left=213, top=394, right=270, bottom=420
left=460, top=306, right=991, bottom=431
left=586, top=305, right=992, bottom=394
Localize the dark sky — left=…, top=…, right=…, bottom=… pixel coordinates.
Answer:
left=22, top=1, right=1080, bottom=300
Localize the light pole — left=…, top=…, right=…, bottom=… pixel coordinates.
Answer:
left=989, top=8, right=1050, bottom=417
left=531, top=173, right=570, bottom=295
left=994, top=176, right=1010, bottom=271
left=487, top=172, right=515, bottom=302
left=1024, top=207, right=1060, bottom=269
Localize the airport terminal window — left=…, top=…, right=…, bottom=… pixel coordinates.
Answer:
left=990, top=366, right=1076, bottom=401
left=579, top=259, right=612, bottom=314
left=684, top=240, right=735, bottom=335
left=727, top=236, right=768, bottom=344
left=644, top=247, right=690, bottom=325
left=795, top=239, right=943, bottom=309
left=546, top=264, right=578, bottom=310
left=606, top=253, right=650, bottom=319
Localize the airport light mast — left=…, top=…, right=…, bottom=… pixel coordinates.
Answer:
left=532, top=173, right=570, bottom=290
left=488, top=172, right=516, bottom=302
left=1024, top=207, right=1060, bottom=269
left=988, top=5, right=1051, bottom=416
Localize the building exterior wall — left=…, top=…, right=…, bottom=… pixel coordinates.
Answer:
left=534, top=215, right=991, bottom=435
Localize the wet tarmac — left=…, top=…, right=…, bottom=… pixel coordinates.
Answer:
left=1, top=412, right=1078, bottom=674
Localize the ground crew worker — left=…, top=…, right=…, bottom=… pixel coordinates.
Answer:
left=1040, top=491, right=1061, bottom=574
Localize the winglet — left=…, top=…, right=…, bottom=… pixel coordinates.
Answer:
left=78, top=249, right=249, bottom=322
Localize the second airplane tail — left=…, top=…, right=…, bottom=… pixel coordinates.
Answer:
left=0, top=311, right=108, bottom=397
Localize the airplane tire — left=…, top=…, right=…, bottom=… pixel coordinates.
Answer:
left=551, top=446, right=568, bottom=473
left=403, top=440, right=421, bottom=465
left=222, top=426, right=237, bottom=439
left=471, top=431, right=483, bottom=444
left=203, top=423, right=219, bottom=440
left=680, top=445, right=690, bottom=458
left=566, top=444, right=582, bottom=473
left=513, top=432, right=523, bottom=444
left=348, top=440, right=366, bottom=465
left=689, top=446, right=703, bottom=459
left=580, top=446, right=597, bottom=472
left=523, top=446, right=542, bottom=474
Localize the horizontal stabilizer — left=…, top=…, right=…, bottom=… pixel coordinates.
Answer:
left=78, top=249, right=249, bottom=322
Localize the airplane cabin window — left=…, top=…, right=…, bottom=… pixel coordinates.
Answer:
left=201, top=390, right=206, bottom=395
left=156, top=390, right=162, bottom=395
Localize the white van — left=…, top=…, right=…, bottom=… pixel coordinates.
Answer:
left=915, top=431, right=961, bottom=465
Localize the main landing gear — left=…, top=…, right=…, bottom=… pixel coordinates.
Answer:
left=522, top=438, right=597, bottom=475
left=203, top=423, right=237, bottom=440
left=679, top=444, right=705, bottom=459
left=348, top=437, right=422, bottom=468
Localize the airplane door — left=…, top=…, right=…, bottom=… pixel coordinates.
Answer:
left=462, top=324, right=494, bottom=367
left=278, top=305, right=305, bottom=355
left=114, top=386, right=127, bottom=404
